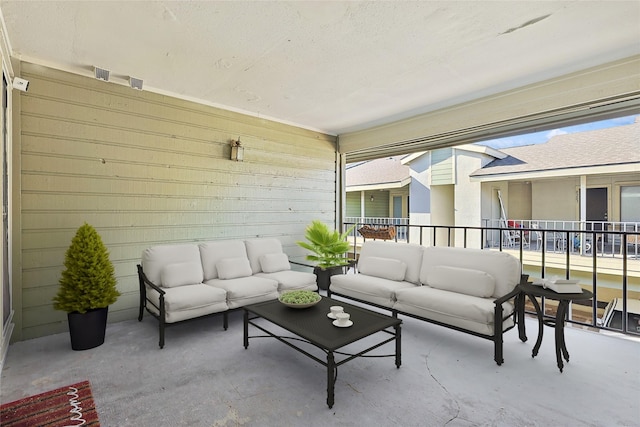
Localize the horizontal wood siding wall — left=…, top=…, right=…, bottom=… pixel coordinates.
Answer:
left=431, top=148, right=453, bottom=185
left=346, top=192, right=361, bottom=217
left=16, top=63, right=337, bottom=340
left=366, top=191, right=389, bottom=217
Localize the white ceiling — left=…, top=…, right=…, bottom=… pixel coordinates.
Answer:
left=1, top=1, right=639, bottom=136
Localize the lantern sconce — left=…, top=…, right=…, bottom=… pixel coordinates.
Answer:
left=230, top=137, right=244, bottom=162
left=370, top=195, right=374, bottom=202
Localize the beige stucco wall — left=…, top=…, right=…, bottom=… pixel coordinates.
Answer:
left=452, top=150, right=487, bottom=247
left=431, top=185, right=454, bottom=246
left=508, top=181, right=532, bottom=219
left=12, top=62, right=337, bottom=341
left=532, top=179, right=578, bottom=220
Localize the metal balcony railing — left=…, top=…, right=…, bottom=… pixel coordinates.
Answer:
left=345, top=217, right=409, bottom=240
left=482, top=219, right=640, bottom=258
left=342, top=218, right=640, bottom=338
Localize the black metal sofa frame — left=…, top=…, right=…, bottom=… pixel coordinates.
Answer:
left=137, top=265, right=229, bottom=349
left=328, top=275, right=528, bottom=365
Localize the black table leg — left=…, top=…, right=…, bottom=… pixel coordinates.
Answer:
left=243, top=309, right=249, bottom=349
left=327, top=351, right=335, bottom=409
left=558, top=302, right=570, bottom=363
left=528, top=293, right=544, bottom=358
left=517, top=292, right=528, bottom=342
left=555, top=301, right=570, bottom=372
left=395, top=323, right=402, bottom=368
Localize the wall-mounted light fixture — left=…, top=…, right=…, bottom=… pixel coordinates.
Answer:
left=370, top=195, right=374, bottom=202
left=230, top=137, right=244, bottom=162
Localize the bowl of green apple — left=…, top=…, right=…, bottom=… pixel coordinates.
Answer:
left=278, top=290, right=321, bottom=308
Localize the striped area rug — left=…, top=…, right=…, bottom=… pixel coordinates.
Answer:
left=1, top=380, right=99, bottom=426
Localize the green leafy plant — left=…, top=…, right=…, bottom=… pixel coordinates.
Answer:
left=296, top=220, right=355, bottom=269
left=53, top=223, right=120, bottom=313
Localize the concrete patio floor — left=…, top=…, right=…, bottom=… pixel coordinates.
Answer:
left=1, top=295, right=639, bottom=426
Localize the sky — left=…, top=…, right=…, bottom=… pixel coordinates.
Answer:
left=478, top=114, right=639, bottom=149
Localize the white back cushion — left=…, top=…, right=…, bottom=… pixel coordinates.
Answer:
left=217, top=257, right=253, bottom=279
left=359, top=241, right=424, bottom=284
left=260, top=253, right=291, bottom=273
left=161, top=262, right=204, bottom=288
left=420, top=246, right=521, bottom=298
left=357, top=256, right=407, bottom=281
left=426, top=265, right=495, bottom=298
left=141, top=244, right=202, bottom=287
left=199, top=240, right=248, bottom=280
left=245, top=238, right=283, bottom=274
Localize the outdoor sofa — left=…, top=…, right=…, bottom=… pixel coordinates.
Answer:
left=328, top=241, right=526, bottom=365
left=137, top=238, right=317, bottom=348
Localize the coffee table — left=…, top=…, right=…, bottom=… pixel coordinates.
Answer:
left=243, top=296, right=402, bottom=408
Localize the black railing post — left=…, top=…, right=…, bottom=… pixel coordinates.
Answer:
left=565, top=230, right=571, bottom=279
left=622, top=232, right=628, bottom=334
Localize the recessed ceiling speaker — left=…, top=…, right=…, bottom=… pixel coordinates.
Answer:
left=129, top=77, right=143, bottom=90
left=94, top=66, right=110, bottom=81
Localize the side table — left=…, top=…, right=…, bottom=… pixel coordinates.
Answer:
left=518, top=282, right=593, bottom=372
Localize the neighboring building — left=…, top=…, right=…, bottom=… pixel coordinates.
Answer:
left=402, top=117, right=640, bottom=247
left=345, top=156, right=410, bottom=221
left=471, top=118, right=640, bottom=229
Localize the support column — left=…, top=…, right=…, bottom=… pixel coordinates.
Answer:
left=580, top=175, right=587, bottom=256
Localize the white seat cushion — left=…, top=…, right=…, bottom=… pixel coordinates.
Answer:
left=255, top=270, right=317, bottom=293
left=245, top=238, right=284, bottom=274
left=357, top=256, right=407, bottom=281
left=330, top=273, right=416, bottom=308
left=259, top=253, right=291, bottom=273
left=145, top=284, right=228, bottom=323
left=205, top=276, right=278, bottom=309
left=420, top=246, right=521, bottom=298
left=358, top=241, right=424, bottom=284
left=216, top=257, right=253, bottom=279
left=198, top=240, right=247, bottom=280
left=394, top=286, right=515, bottom=336
left=426, top=265, right=495, bottom=298
left=142, top=244, right=202, bottom=287
left=161, top=262, right=204, bottom=288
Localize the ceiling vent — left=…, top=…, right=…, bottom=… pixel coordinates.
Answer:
left=94, top=67, right=110, bottom=81
left=129, top=77, right=143, bottom=90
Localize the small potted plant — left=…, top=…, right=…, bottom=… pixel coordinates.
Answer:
left=53, top=223, right=120, bottom=350
left=297, top=220, right=355, bottom=290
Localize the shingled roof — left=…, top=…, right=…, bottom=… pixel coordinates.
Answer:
left=346, top=155, right=410, bottom=187
left=471, top=119, right=640, bottom=177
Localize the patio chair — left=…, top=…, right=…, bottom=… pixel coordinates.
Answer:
left=531, top=223, right=543, bottom=250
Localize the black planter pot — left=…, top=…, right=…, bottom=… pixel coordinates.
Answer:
left=313, top=266, right=343, bottom=291
left=67, top=307, right=109, bottom=351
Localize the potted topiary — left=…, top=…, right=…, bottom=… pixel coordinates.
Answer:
left=53, top=223, right=120, bottom=350
left=296, top=220, right=355, bottom=290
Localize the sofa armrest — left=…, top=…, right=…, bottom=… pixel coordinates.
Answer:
left=137, top=264, right=166, bottom=296
left=492, top=276, right=527, bottom=365
left=493, top=274, right=528, bottom=305
left=493, top=286, right=520, bottom=306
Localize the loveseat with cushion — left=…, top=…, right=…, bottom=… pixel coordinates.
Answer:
left=137, top=238, right=316, bottom=348
left=328, top=241, right=526, bottom=365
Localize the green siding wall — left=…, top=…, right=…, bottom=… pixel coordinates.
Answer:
left=346, top=192, right=361, bottom=217
left=14, top=63, right=337, bottom=341
left=431, top=148, right=453, bottom=185
left=366, top=191, right=389, bottom=217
